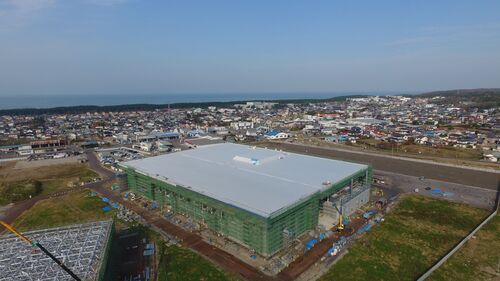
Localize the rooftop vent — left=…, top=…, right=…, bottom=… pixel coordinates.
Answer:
left=233, top=156, right=260, bottom=165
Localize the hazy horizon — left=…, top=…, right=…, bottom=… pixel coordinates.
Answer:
left=1, top=91, right=413, bottom=110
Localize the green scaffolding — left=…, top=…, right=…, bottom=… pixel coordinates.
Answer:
left=124, top=165, right=372, bottom=256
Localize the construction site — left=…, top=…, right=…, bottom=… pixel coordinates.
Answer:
left=120, top=143, right=373, bottom=260
left=0, top=220, right=113, bottom=281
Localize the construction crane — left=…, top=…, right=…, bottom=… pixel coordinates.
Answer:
left=0, top=221, right=82, bottom=281
left=333, top=205, right=345, bottom=232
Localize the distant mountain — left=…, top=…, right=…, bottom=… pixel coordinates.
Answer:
left=417, top=88, right=500, bottom=109
left=417, top=88, right=500, bottom=97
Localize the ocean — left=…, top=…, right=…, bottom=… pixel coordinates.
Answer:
left=0, top=92, right=396, bottom=110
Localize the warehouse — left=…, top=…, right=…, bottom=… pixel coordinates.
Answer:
left=121, top=143, right=372, bottom=256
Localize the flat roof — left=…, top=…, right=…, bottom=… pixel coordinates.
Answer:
left=0, top=221, right=112, bottom=281
left=121, top=143, right=367, bottom=218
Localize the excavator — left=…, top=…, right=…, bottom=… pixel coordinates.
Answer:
left=0, top=221, right=81, bottom=281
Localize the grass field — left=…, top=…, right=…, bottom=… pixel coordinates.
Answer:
left=0, top=163, right=98, bottom=205
left=429, top=214, right=500, bottom=281
left=13, top=189, right=114, bottom=231
left=319, top=195, right=489, bottom=281
left=157, top=244, right=238, bottom=281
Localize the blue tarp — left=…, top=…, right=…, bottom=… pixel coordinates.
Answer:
left=250, top=255, right=257, bottom=260
left=342, top=216, right=350, bottom=225
left=327, top=247, right=335, bottom=255
left=102, top=197, right=110, bottom=202
left=319, top=233, right=326, bottom=241
left=102, top=206, right=112, bottom=212
left=110, top=202, right=120, bottom=209
left=431, top=188, right=445, bottom=196
left=363, top=211, right=375, bottom=219
left=431, top=188, right=455, bottom=197
left=305, top=239, right=318, bottom=251
left=264, top=129, right=280, bottom=137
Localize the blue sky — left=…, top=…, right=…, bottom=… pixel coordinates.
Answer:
left=0, top=0, right=499, bottom=97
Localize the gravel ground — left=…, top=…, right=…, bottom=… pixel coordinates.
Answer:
left=262, top=142, right=499, bottom=190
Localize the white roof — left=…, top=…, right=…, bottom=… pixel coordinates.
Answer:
left=122, top=143, right=367, bottom=217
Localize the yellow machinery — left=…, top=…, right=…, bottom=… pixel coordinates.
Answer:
left=334, top=205, right=345, bottom=231
left=0, top=221, right=81, bottom=281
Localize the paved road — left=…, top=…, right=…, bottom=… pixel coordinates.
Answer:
left=377, top=170, right=498, bottom=210
left=262, top=142, right=499, bottom=190
left=86, top=150, right=116, bottom=179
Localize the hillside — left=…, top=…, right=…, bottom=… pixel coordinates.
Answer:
left=417, top=88, right=500, bottom=109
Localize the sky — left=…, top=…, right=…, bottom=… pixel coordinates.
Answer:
left=0, top=0, right=499, bottom=97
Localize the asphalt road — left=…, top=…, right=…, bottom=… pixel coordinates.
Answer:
left=376, top=171, right=498, bottom=210
left=86, top=150, right=116, bottom=179
left=262, top=142, right=499, bottom=191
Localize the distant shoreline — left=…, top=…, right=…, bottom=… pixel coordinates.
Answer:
left=0, top=94, right=371, bottom=115
left=1, top=88, right=498, bottom=115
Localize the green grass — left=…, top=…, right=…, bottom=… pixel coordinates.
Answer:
left=319, top=195, right=489, bottom=281
left=13, top=189, right=114, bottom=231
left=0, top=180, right=43, bottom=205
left=429, top=213, right=500, bottom=281
left=157, top=244, right=238, bottom=281
left=0, top=163, right=98, bottom=205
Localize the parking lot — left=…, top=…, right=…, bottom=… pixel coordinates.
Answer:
left=96, top=147, right=145, bottom=166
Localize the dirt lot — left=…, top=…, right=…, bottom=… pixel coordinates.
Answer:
left=0, top=161, right=98, bottom=205
left=14, top=156, right=83, bottom=169
left=351, top=138, right=483, bottom=160
left=260, top=141, right=499, bottom=190
left=377, top=170, right=498, bottom=210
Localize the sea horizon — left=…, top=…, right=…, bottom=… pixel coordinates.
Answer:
left=0, top=92, right=411, bottom=110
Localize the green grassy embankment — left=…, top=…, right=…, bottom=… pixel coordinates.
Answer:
left=319, top=195, right=489, bottom=281
left=429, top=213, right=500, bottom=281
left=157, top=244, right=238, bottom=281
left=13, top=189, right=114, bottom=231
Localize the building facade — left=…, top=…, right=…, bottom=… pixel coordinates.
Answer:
left=122, top=143, right=371, bottom=256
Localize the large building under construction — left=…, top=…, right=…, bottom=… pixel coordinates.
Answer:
left=121, top=143, right=372, bottom=256
left=0, top=221, right=113, bottom=281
